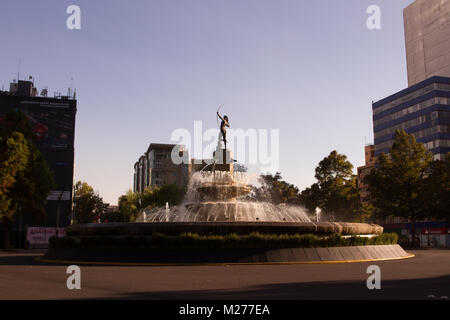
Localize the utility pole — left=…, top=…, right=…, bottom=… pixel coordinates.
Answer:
left=18, top=214, right=22, bottom=248
left=56, top=191, right=65, bottom=236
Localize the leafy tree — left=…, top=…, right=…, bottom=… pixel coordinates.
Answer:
left=422, top=152, right=450, bottom=221
left=118, top=184, right=185, bottom=221
left=359, top=201, right=374, bottom=223
left=0, top=132, right=29, bottom=217
left=0, top=110, right=54, bottom=249
left=9, top=147, right=54, bottom=224
left=365, top=130, right=433, bottom=240
left=151, top=184, right=184, bottom=207
left=73, top=181, right=106, bottom=224
left=300, top=151, right=360, bottom=222
left=299, top=183, right=321, bottom=213
left=98, top=205, right=130, bottom=223
left=251, top=172, right=300, bottom=204
left=118, top=189, right=139, bottom=222
left=315, top=151, right=354, bottom=184
left=0, top=132, right=29, bottom=250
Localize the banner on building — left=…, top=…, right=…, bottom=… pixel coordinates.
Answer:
left=46, top=190, right=71, bottom=201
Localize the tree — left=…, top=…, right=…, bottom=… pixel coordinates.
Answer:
left=118, top=188, right=156, bottom=222
left=151, top=184, right=184, bottom=207
left=0, top=110, right=54, bottom=250
left=365, top=130, right=433, bottom=241
left=300, top=151, right=360, bottom=222
left=0, top=132, right=29, bottom=217
left=118, top=189, right=139, bottom=222
left=299, top=183, right=321, bottom=213
left=251, top=172, right=300, bottom=205
left=98, top=205, right=129, bottom=223
left=0, top=132, right=29, bottom=250
left=9, top=147, right=54, bottom=224
left=118, top=184, right=185, bottom=222
left=422, top=152, right=450, bottom=221
left=315, top=151, right=354, bottom=184
left=73, top=181, right=106, bottom=224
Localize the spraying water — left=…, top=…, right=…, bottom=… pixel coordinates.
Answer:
left=136, top=171, right=311, bottom=223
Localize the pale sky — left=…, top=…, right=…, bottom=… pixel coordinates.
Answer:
left=0, top=0, right=415, bottom=204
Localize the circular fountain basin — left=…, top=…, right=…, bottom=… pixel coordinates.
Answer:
left=39, top=222, right=415, bottom=265
left=44, top=222, right=413, bottom=264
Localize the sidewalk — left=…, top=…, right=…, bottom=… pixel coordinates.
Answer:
left=0, top=248, right=47, bottom=255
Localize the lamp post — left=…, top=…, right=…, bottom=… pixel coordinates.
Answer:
left=165, top=202, right=169, bottom=222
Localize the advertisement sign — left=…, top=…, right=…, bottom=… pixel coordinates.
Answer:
left=0, top=98, right=76, bottom=151
left=422, top=228, right=448, bottom=235
left=26, top=227, right=65, bottom=248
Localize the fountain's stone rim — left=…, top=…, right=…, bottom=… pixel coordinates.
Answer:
left=66, top=221, right=383, bottom=236
left=43, top=244, right=411, bottom=264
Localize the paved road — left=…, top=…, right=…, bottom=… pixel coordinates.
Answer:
left=0, top=250, right=449, bottom=300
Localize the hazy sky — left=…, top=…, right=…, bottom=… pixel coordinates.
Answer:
left=0, top=0, right=415, bottom=204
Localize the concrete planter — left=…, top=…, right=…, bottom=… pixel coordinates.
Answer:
left=43, top=244, right=411, bottom=264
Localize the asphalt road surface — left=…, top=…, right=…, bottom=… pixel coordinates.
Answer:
left=0, top=249, right=449, bottom=300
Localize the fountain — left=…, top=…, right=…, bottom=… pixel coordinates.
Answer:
left=66, top=146, right=382, bottom=237
left=138, top=148, right=311, bottom=223
left=49, top=113, right=412, bottom=264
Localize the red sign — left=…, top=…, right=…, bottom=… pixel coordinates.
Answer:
left=422, top=228, right=448, bottom=235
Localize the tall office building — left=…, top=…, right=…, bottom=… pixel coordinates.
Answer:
left=373, top=76, right=450, bottom=160
left=372, top=1, right=450, bottom=161
left=0, top=78, right=77, bottom=246
left=404, top=0, right=450, bottom=86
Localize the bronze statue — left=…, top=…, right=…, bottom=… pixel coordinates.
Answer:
left=217, top=111, right=230, bottom=149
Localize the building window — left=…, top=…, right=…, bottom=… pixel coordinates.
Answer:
left=373, top=84, right=436, bottom=115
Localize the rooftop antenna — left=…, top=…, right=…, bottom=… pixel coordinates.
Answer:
left=17, top=60, right=21, bottom=81
left=69, top=77, right=74, bottom=98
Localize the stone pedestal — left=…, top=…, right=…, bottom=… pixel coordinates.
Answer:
left=212, top=147, right=233, bottom=174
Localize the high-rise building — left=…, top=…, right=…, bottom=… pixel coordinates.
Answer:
left=357, top=145, right=376, bottom=203
left=0, top=78, right=77, bottom=246
left=133, top=143, right=190, bottom=193
left=372, top=1, right=450, bottom=160
left=373, top=76, right=450, bottom=160
left=404, top=0, right=450, bottom=86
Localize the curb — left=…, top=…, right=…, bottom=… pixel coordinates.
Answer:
left=35, top=253, right=415, bottom=267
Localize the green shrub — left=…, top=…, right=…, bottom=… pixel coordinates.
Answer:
left=49, top=236, right=78, bottom=248
left=49, top=232, right=398, bottom=249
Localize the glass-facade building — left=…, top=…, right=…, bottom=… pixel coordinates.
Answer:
left=373, top=76, right=450, bottom=160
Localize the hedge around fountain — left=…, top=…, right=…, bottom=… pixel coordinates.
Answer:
left=43, top=222, right=402, bottom=264
left=50, top=232, right=398, bottom=249
left=65, top=221, right=384, bottom=237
